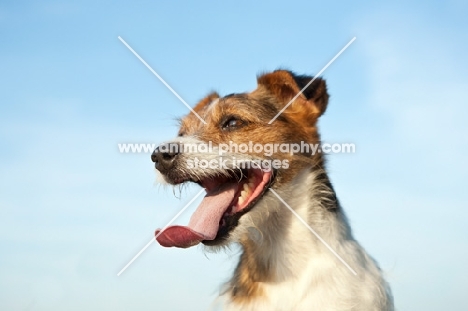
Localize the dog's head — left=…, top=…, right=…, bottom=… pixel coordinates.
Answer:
left=152, top=70, right=329, bottom=248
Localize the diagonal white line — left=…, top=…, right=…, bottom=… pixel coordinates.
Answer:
left=268, top=37, right=356, bottom=124
left=117, top=237, right=155, bottom=277
left=118, top=36, right=207, bottom=125
left=269, top=188, right=358, bottom=276
left=117, top=188, right=206, bottom=276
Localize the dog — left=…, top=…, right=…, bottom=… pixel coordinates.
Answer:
left=151, top=70, right=394, bottom=311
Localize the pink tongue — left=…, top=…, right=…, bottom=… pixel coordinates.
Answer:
left=155, top=183, right=238, bottom=248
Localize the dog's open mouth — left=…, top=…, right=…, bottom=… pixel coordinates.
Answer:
left=155, top=168, right=274, bottom=248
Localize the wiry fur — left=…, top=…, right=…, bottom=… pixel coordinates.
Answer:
left=153, top=70, right=394, bottom=310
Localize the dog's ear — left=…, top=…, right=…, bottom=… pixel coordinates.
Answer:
left=256, top=70, right=329, bottom=120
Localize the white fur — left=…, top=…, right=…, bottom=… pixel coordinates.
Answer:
left=220, top=171, right=394, bottom=311
left=158, top=137, right=393, bottom=311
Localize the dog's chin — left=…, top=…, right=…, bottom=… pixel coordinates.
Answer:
left=154, top=169, right=170, bottom=185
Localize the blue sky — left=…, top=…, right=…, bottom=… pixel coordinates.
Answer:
left=1, top=1, right=467, bottom=310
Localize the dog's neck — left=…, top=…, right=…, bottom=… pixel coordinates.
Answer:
left=227, top=166, right=350, bottom=303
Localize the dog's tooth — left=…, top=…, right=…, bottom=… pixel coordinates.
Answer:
left=243, top=183, right=250, bottom=193
left=241, top=191, right=250, bottom=200
left=248, top=182, right=255, bottom=190
left=238, top=195, right=245, bottom=205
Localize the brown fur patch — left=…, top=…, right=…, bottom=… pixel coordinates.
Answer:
left=178, top=71, right=329, bottom=190
left=256, top=70, right=329, bottom=135
left=178, top=92, right=219, bottom=136
left=230, top=237, right=269, bottom=301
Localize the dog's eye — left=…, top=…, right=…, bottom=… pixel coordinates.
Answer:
left=222, top=117, right=245, bottom=131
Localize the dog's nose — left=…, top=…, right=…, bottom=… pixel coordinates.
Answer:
left=151, top=144, right=180, bottom=172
